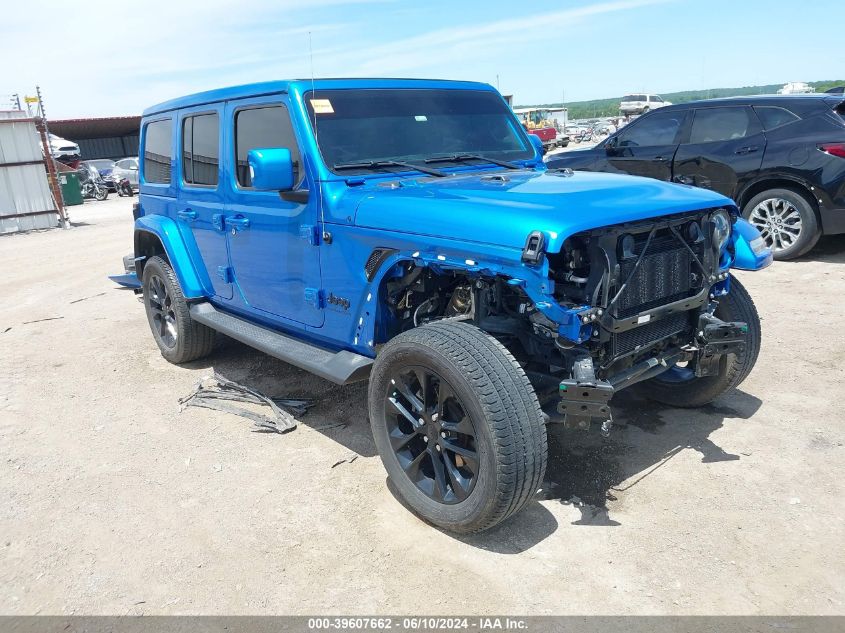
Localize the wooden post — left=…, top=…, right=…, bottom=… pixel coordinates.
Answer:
left=35, top=118, right=68, bottom=227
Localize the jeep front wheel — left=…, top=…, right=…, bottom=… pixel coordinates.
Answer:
left=142, top=255, right=215, bottom=364
left=368, top=321, right=547, bottom=534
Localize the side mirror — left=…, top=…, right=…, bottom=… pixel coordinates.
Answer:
left=248, top=148, right=294, bottom=191
left=528, top=134, right=546, bottom=156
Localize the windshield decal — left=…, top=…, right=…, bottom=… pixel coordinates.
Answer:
left=309, top=98, right=334, bottom=114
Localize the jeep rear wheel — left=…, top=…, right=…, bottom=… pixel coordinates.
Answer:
left=368, top=321, right=547, bottom=534
left=142, top=256, right=215, bottom=364
left=640, top=275, right=761, bottom=408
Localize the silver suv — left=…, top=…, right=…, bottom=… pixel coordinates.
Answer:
left=112, top=156, right=139, bottom=189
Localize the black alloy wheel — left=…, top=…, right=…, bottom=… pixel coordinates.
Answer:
left=385, top=366, right=478, bottom=504
left=146, top=273, right=178, bottom=348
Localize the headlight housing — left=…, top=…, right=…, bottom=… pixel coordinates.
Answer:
left=711, top=209, right=731, bottom=250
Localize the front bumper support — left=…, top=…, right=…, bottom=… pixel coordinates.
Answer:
left=556, top=312, right=749, bottom=435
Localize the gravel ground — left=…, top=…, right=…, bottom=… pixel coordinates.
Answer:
left=1, top=196, right=843, bottom=615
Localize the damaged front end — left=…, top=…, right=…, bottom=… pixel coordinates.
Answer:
left=541, top=208, right=754, bottom=434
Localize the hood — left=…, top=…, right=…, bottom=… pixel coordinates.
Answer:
left=353, top=169, right=733, bottom=252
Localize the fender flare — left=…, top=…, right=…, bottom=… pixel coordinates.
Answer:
left=735, top=173, right=818, bottom=210
left=134, top=215, right=209, bottom=298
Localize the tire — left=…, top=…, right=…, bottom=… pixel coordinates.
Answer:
left=742, top=187, right=820, bottom=260
left=368, top=321, right=547, bottom=533
left=640, top=275, right=761, bottom=408
left=141, top=256, right=215, bottom=364
left=95, top=186, right=108, bottom=201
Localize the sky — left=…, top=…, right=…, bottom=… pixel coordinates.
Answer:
left=2, top=0, right=843, bottom=119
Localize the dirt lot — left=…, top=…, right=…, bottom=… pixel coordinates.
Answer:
left=1, top=196, right=844, bottom=616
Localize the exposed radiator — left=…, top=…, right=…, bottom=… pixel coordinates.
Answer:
left=611, top=312, right=691, bottom=358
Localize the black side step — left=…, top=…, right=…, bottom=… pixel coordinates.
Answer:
left=189, top=302, right=373, bottom=385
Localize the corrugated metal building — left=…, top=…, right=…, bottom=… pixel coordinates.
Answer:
left=0, top=111, right=61, bottom=233
left=50, top=116, right=141, bottom=161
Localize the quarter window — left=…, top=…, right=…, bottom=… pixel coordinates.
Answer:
left=142, top=119, right=172, bottom=184
left=754, top=106, right=800, bottom=130
left=689, top=107, right=760, bottom=143
left=182, top=113, right=219, bottom=186
left=617, top=110, right=683, bottom=146
left=234, top=106, right=301, bottom=187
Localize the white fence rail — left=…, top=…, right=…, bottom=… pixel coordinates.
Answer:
left=0, top=110, right=60, bottom=234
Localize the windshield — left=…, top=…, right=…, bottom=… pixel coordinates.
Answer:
left=304, top=89, right=533, bottom=174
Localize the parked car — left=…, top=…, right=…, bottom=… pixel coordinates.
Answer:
left=48, top=134, right=80, bottom=159
left=619, top=94, right=671, bottom=115
left=112, top=156, right=139, bottom=189
left=547, top=94, right=845, bottom=259
left=122, top=79, right=770, bottom=533
left=81, top=159, right=117, bottom=192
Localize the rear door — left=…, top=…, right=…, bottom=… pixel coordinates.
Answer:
left=223, top=95, right=324, bottom=327
left=604, top=108, right=686, bottom=181
left=176, top=105, right=232, bottom=300
left=672, top=106, right=765, bottom=198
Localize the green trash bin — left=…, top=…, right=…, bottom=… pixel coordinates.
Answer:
left=58, top=171, right=83, bottom=206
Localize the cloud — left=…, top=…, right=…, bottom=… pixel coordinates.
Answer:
left=346, top=0, right=674, bottom=75
left=1, top=0, right=390, bottom=117
left=2, top=0, right=671, bottom=117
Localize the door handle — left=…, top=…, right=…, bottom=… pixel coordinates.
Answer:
left=673, top=175, right=695, bottom=185
left=227, top=216, right=250, bottom=231
left=735, top=146, right=759, bottom=155
left=653, top=156, right=667, bottom=162
left=177, top=209, right=197, bottom=222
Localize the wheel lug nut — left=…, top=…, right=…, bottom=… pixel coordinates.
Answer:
left=435, top=445, right=441, bottom=452
left=441, top=432, right=446, bottom=438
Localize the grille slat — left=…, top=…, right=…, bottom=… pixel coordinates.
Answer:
left=611, top=313, right=691, bottom=357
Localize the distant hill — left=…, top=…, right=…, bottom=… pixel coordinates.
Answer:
left=518, top=79, right=845, bottom=120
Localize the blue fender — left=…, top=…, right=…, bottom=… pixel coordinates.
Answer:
left=730, top=218, right=773, bottom=271
left=134, top=215, right=209, bottom=298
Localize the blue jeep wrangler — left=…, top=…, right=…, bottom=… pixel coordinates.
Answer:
left=128, top=78, right=771, bottom=533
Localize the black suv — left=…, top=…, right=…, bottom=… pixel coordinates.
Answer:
left=547, top=95, right=845, bottom=259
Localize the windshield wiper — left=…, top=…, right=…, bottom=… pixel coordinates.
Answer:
left=424, top=154, right=521, bottom=169
left=333, top=160, right=445, bottom=178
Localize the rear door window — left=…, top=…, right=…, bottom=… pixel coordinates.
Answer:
left=689, top=107, right=761, bottom=143
left=617, top=110, right=684, bottom=146
left=753, top=106, right=800, bottom=130
left=182, top=113, right=219, bottom=186
left=142, top=118, right=172, bottom=184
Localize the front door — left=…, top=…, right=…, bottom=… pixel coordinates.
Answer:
left=605, top=108, right=687, bottom=181
left=673, top=106, right=765, bottom=198
left=223, top=96, right=323, bottom=327
left=176, top=105, right=232, bottom=300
